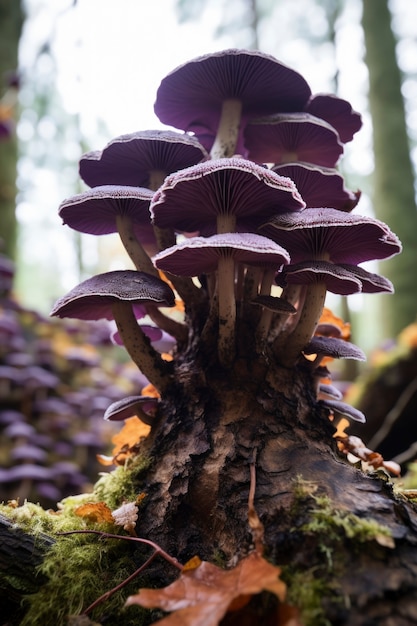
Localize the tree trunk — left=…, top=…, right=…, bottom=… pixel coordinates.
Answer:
left=0, top=0, right=24, bottom=261
left=361, top=0, right=417, bottom=339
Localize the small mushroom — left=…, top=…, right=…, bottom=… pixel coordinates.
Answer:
left=104, top=395, right=159, bottom=425
left=304, top=335, right=366, bottom=368
left=319, top=398, right=366, bottom=423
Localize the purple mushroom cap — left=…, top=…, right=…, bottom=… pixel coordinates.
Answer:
left=150, top=157, right=305, bottom=235
left=305, top=336, right=366, bottom=361
left=154, top=49, right=312, bottom=138
left=79, top=129, right=208, bottom=189
left=276, top=260, right=363, bottom=295
left=272, top=163, right=360, bottom=212
left=153, top=233, right=291, bottom=276
left=244, top=113, right=343, bottom=168
left=50, top=270, right=175, bottom=321
left=259, top=208, right=402, bottom=265
left=59, top=185, right=153, bottom=236
left=320, top=398, right=366, bottom=423
left=104, top=395, right=159, bottom=422
left=304, top=93, right=362, bottom=143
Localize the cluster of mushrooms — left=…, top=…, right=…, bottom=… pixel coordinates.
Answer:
left=51, top=49, right=401, bottom=425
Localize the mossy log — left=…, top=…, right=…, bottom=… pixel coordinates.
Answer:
left=2, top=355, right=417, bottom=625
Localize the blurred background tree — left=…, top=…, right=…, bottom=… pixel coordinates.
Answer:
left=0, top=0, right=24, bottom=261
left=362, top=0, right=417, bottom=339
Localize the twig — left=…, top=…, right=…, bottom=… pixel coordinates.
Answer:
left=57, top=530, right=184, bottom=616
left=248, top=449, right=265, bottom=554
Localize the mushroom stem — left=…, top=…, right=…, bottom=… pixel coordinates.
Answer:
left=217, top=255, right=236, bottom=367
left=277, top=282, right=327, bottom=367
left=111, top=301, right=172, bottom=395
left=217, top=213, right=236, bottom=235
left=116, top=215, right=159, bottom=277
left=255, top=269, right=284, bottom=346
left=243, top=266, right=262, bottom=301
left=270, top=284, right=303, bottom=342
left=148, top=169, right=166, bottom=191
left=210, top=98, right=243, bottom=159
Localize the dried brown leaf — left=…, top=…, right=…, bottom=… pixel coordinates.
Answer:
left=74, top=502, right=114, bottom=525
left=125, top=551, right=286, bottom=626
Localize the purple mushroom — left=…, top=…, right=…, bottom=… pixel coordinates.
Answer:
left=79, top=129, right=208, bottom=190
left=154, top=49, right=311, bottom=159
left=244, top=113, right=343, bottom=168
left=259, top=208, right=402, bottom=365
left=150, top=157, right=305, bottom=236
left=304, top=93, right=362, bottom=143
left=153, top=232, right=290, bottom=366
left=272, top=162, right=360, bottom=211
left=50, top=270, right=176, bottom=394
left=59, top=185, right=158, bottom=274
left=104, top=395, right=159, bottom=425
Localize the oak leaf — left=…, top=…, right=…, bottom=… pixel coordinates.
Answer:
left=125, top=551, right=286, bottom=626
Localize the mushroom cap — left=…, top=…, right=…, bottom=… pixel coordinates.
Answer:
left=79, top=130, right=208, bottom=188
left=154, top=49, right=311, bottom=134
left=320, top=398, right=366, bottom=423
left=259, top=208, right=402, bottom=264
left=305, top=335, right=366, bottom=361
left=276, top=260, right=362, bottom=295
left=153, top=233, right=290, bottom=276
left=245, top=113, right=343, bottom=168
left=4, top=422, right=36, bottom=439
left=59, top=185, right=154, bottom=241
left=50, top=270, right=175, bottom=321
left=272, top=162, right=360, bottom=211
left=0, top=464, right=53, bottom=483
left=304, top=93, right=362, bottom=143
left=104, top=395, right=159, bottom=421
left=251, top=295, right=296, bottom=314
left=11, top=444, right=47, bottom=463
left=337, top=264, right=394, bottom=293
left=150, top=157, right=305, bottom=234
left=318, top=383, right=343, bottom=400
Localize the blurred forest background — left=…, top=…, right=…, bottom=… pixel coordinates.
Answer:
left=1, top=0, right=417, bottom=504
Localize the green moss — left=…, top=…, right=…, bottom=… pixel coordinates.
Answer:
left=0, top=455, right=154, bottom=626
left=300, top=494, right=393, bottom=549
left=283, top=478, right=394, bottom=625
left=283, top=568, right=332, bottom=626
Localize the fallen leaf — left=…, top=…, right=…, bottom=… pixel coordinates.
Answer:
left=125, top=551, right=286, bottom=626
left=75, top=502, right=114, bottom=524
